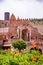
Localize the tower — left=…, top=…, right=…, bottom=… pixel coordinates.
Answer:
left=10, top=14, right=16, bottom=21
left=4, top=12, right=10, bottom=20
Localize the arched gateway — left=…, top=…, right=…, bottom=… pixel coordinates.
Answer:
left=22, top=29, right=29, bottom=41
left=18, top=26, right=31, bottom=41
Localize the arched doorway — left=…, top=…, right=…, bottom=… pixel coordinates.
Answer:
left=22, top=29, right=29, bottom=41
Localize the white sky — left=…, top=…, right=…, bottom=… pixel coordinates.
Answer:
left=0, top=0, right=43, bottom=20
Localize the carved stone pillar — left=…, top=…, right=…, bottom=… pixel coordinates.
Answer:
left=29, top=30, right=31, bottom=42
left=20, top=30, right=22, bottom=39
left=17, top=29, right=20, bottom=38
left=26, top=32, right=28, bottom=41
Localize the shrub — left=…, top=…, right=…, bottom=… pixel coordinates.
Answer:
left=12, top=39, right=26, bottom=51
left=0, top=49, right=43, bottom=65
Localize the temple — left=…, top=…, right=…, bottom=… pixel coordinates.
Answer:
left=0, top=12, right=43, bottom=50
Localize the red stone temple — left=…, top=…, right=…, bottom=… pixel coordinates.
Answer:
left=0, top=12, right=43, bottom=53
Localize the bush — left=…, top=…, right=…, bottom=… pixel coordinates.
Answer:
left=0, top=49, right=43, bottom=65
left=12, top=39, right=26, bottom=51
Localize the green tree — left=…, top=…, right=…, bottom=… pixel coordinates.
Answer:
left=12, top=39, right=26, bottom=51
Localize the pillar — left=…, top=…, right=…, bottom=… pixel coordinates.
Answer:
left=17, top=29, right=20, bottom=38
left=29, top=30, right=31, bottom=42
left=26, top=32, right=28, bottom=41
left=20, top=30, right=22, bottom=39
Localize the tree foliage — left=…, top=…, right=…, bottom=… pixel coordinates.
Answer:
left=12, top=39, right=26, bottom=51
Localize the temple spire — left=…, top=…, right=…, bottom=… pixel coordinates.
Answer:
left=10, top=13, right=16, bottom=21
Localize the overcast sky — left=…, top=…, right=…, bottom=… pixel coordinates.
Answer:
left=0, top=0, right=43, bottom=20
